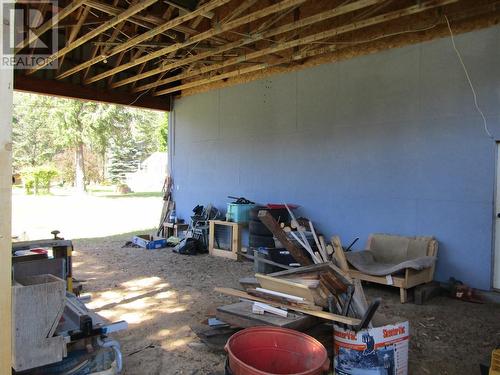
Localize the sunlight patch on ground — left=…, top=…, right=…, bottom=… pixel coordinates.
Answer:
left=85, top=276, right=186, bottom=325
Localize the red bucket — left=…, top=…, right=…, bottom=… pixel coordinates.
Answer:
left=225, top=326, right=330, bottom=375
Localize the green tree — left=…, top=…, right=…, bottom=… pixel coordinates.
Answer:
left=108, top=135, right=141, bottom=183
left=51, top=99, right=93, bottom=192
left=12, top=93, right=58, bottom=170
left=13, top=92, right=168, bottom=192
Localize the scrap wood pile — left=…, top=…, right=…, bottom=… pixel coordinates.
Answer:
left=256, top=205, right=348, bottom=266
left=216, top=206, right=381, bottom=331
left=216, top=262, right=380, bottom=330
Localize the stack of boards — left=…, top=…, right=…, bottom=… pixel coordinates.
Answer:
left=216, top=263, right=372, bottom=329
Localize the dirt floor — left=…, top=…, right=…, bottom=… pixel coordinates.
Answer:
left=74, top=233, right=500, bottom=375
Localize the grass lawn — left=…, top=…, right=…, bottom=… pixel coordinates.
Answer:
left=12, top=186, right=163, bottom=240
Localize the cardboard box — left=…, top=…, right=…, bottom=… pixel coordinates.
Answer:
left=132, top=235, right=167, bottom=250
left=334, top=321, right=409, bottom=375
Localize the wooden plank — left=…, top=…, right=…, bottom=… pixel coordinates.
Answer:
left=154, top=0, right=460, bottom=96
left=15, top=0, right=87, bottom=52
left=127, top=0, right=383, bottom=92
left=238, top=252, right=293, bottom=270
left=86, top=0, right=308, bottom=86
left=56, top=0, right=232, bottom=80
left=332, top=236, right=370, bottom=318
left=331, top=236, right=350, bottom=271
left=216, top=301, right=316, bottom=331
left=0, top=29, right=12, bottom=373
left=256, top=273, right=315, bottom=303
left=13, top=75, right=171, bottom=111
left=215, top=287, right=361, bottom=326
left=12, top=275, right=66, bottom=371
left=258, top=210, right=312, bottom=266
left=27, top=0, right=160, bottom=74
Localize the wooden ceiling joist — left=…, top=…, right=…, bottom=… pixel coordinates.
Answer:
left=164, top=0, right=214, bottom=19
left=14, top=75, right=170, bottom=111
left=85, top=0, right=308, bottom=86
left=152, top=0, right=461, bottom=97
left=27, top=0, right=159, bottom=74
left=12, top=0, right=500, bottom=108
left=129, top=0, right=384, bottom=93
left=57, top=6, right=91, bottom=72
left=15, top=0, right=87, bottom=53
left=56, top=0, right=232, bottom=81
left=85, top=0, right=178, bottom=40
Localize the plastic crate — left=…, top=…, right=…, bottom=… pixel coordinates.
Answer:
left=226, top=203, right=255, bottom=223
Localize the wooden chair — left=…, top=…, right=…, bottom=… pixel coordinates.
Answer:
left=340, top=234, right=438, bottom=303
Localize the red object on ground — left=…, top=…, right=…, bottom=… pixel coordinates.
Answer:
left=29, top=248, right=48, bottom=254
left=225, top=326, right=330, bottom=375
left=266, top=204, right=299, bottom=210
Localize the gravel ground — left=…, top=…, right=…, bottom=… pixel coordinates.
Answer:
left=73, top=233, right=500, bottom=375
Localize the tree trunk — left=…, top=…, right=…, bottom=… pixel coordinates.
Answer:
left=101, top=151, right=106, bottom=182
left=74, top=142, right=86, bottom=192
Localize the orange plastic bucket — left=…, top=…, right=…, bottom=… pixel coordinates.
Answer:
left=225, top=326, right=330, bottom=375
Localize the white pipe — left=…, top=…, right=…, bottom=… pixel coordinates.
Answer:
left=98, top=337, right=123, bottom=373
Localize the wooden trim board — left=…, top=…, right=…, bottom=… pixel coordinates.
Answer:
left=256, top=273, right=316, bottom=303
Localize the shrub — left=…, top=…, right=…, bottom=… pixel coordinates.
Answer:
left=21, top=166, right=58, bottom=194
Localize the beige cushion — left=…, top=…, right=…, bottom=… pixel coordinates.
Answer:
left=369, top=234, right=433, bottom=263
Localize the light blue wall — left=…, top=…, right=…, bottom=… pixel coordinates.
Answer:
left=171, top=26, right=500, bottom=290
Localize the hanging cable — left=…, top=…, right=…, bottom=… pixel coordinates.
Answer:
left=445, top=15, right=493, bottom=139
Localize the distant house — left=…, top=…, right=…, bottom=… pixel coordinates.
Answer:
left=125, top=152, right=167, bottom=192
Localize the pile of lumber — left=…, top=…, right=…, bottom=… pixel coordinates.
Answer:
left=257, top=207, right=342, bottom=266
left=216, top=262, right=380, bottom=330
left=157, top=176, right=174, bottom=237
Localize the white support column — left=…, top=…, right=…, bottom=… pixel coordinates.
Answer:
left=0, top=5, right=13, bottom=373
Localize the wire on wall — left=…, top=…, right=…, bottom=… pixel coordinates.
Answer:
left=444, top=15, right=493, bottom=140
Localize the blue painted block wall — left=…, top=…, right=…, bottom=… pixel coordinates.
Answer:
left=171, top=26, right=500, bottom=290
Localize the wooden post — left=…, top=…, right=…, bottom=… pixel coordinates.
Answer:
left=1, top=11, right=13, bottom=373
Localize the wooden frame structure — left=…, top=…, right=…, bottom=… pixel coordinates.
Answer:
left=208, top=220, right=243, bottom=260
left=11, top=0, right=500, bottom=105
left=334, top=236, right=439, bottom=303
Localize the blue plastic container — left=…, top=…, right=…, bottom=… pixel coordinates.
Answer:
left=226, top=203, right=255, bottom=223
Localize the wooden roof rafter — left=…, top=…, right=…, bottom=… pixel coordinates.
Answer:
left=12, top=0, right=500, bottom=111
left=55, top=0, right=232, bottom=80
left=126, top=0, right=385, bottom=93
left=26, top=0, right=160, bottom=74
left=151, top=0, right=465, bottom=97
left=87, top=0, right=309, bottom=87
left=15, top=0, right=88, bottom=53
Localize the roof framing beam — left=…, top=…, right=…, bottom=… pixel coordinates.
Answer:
left=164, top=0, right=214, bottom=19
left=154, top=0, right=461, bottom=96
left=15, top=0, right=87, bottom=53
left=56, top=0, right=232, bottom=80
left=83, top=0, right=308, bottom=85
left=128, top=0, right=383, bottom=92
left=27, top=0, right=159, bottom=74
left=14, top=75, right=170, bottom=111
